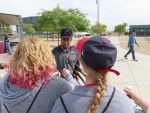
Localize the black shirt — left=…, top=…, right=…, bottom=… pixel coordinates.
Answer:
left=52, top=46, right=80, bottom=75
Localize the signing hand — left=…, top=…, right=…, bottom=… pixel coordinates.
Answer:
left=61, top=68, right=71, bottom=78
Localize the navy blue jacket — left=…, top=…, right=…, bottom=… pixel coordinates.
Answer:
left=128, top=35, right=139, bottom=47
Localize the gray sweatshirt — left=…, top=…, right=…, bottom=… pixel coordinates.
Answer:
left=51, top=85, right=135, bottom=113
left=147, top=108, right=150, bottom=113
left=0, top=74, right=72, bottom=113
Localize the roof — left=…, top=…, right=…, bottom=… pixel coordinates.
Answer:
left=0, top=13, right=23, bottom=26
left=74, top=32, right=90, bottom=35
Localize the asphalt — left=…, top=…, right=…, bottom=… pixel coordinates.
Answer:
left=0, top=36, right=150, bottom=104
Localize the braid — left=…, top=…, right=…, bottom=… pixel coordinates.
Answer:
left=87, top=78, right=106, bottom=113
left=79, top=57, right=107, bottom=113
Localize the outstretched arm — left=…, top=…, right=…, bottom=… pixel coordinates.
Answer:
left=61, top=68, right=79, bottom=88
left=124, top=87, right=149, bottom=113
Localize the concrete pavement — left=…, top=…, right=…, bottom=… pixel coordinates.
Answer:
left=0, top=36, right=150, bottom=104
left=108, top=36, right=150, bottom=104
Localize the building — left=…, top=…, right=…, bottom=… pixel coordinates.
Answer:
left=129, top=25, right=150, bottom=36
left=0, top=13, right=23, bottom=39
left=0, top=13, right=23, bottom=54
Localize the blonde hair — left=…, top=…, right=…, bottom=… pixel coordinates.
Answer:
left=7, top=38, right=56, bottom=89
left=80, top=57, right=107, bottom=113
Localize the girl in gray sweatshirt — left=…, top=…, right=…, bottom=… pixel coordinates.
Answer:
left=51, top=36, right=135, bottom=113
left=0, top=38, right=73, bottom=113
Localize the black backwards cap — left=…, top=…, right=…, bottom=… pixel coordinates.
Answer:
left=81, top=36, right=120, bottom=75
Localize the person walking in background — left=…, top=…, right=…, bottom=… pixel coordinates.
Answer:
left=51, top=36, right=135, bottom=113
left=3, top=31, right=12, bottom=55
left=52, top=27, right=81, bottom=83
left=124, top=87, right=150, bottom=113
left=0, top=38, right=72, bottom=113
left=124, top=30, right=139, bottom=61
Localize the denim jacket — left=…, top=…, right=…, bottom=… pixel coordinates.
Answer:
left=128, top=35, right=138, bottom=47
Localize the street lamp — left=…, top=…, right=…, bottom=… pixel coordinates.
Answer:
left=96, top=0, right=100, bottom=23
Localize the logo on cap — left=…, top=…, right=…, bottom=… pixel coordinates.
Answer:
left=64, top=30, right=69, bottom=35
left=60, top=27, right=73, bottom=38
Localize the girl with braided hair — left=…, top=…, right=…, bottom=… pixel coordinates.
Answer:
left=51, top=36, right=135, bottom=113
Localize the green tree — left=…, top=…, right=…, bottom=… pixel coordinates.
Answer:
left=38, top=7, right=66, bottom=40
left=23, top=23, right=36, bottom=36
left=38, top=6, right=90, bottom=37
left=37, top=10, right=53, bottom=37
left=114, top=23, right=127, bottom=36
left=91, top=22, right=107, bottom=35
left=67, top=8, right=89, bottom=32
left=22, top=16, right=39, bottom=31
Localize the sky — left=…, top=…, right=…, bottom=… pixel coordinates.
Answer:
left=0, top=0, right=150, bottom=31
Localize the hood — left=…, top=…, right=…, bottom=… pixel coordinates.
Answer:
left=0, top=74, right=38, bottom=105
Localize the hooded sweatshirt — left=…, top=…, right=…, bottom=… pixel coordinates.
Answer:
left=0, top=74, right=72, bottom=113
left=51, top=85, right=135, bottom=113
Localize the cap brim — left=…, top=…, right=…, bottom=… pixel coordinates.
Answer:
left=97, top=68, right=120, bottom=76
left=61, top=36, right=73, bottom=38
left=73, top=37, right=89, bottom=53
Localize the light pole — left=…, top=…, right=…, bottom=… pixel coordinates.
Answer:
left=96, top=0, right=100, bottom=23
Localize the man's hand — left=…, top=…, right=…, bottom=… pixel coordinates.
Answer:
left=0, top=63, right=5, bottom=69
left=0, top=62, right=10, bottom=69
left=61, top=68, right=71, bottom=78
left=124, top=86, right=138, bottom=100
left=124, top=87, right=149, bottom=113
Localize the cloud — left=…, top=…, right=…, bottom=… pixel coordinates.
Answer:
left=0, top=0, right=150, bottom=31
left=0, top=0, right=57, bottom=16
left=99, top=0, right=150, bottom=30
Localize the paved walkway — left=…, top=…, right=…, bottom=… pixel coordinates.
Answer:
left=108, top=36, right=150, bottom=104
left=0, top=36, right=150, bottom=104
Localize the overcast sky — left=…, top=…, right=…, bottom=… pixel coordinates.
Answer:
left=0, top=0, right=150, bottom=31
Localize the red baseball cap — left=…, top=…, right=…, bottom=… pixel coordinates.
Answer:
left=73, top=37, right=89, bottom=53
